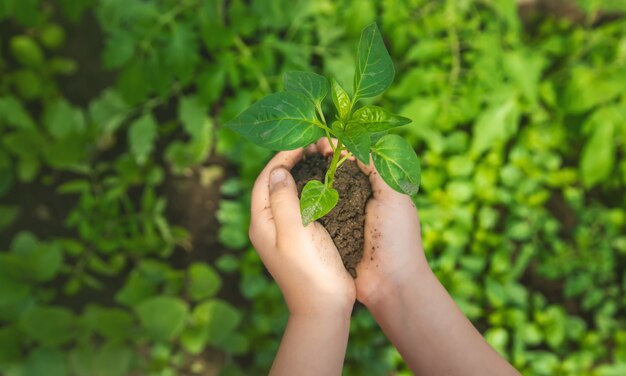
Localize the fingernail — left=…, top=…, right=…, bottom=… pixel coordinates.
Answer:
left=270, top=168, right=286, bottom=188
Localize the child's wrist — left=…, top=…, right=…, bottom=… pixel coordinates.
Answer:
left=289, top=306, right=353, bottom=322
left=363, top=261, right=432, bottom=311
left=287, top=295, right=355, bottom=320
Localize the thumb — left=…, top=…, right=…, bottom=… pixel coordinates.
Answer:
left=269, top=168, right=302, bottom=236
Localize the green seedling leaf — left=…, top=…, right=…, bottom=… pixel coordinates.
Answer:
left=226, top=92, right=324, bottom=150
left=353, top=23, right=394, bottom=101
left=371, top=134, right=421, bottom=196
left=284, top=71, right=329, bottom=106
left=350, top=105, right=411, bottom=132
left=135, top=296, right=189, bottom=341
left=335, top=124, right=370, bottom=165
left=331, top=78, right=351, bottom=120
left=300, top=180, right=339, bottom=226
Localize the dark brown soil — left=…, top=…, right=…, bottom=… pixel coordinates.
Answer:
left=291, top=154, right=372, bottom=278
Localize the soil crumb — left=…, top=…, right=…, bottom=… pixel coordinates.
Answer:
left=291, top=154, right=372, bottom=278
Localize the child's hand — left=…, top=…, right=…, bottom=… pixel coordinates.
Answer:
left=353, top=159, right=428, bottom=307
left=313, top=137, right=427, bottom=307
left=249, top=148, right=356, bottom=317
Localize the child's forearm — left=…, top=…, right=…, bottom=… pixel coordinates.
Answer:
left=366, top=263, right=520, bottom=375
left=270, top=311, right=352, bottom=376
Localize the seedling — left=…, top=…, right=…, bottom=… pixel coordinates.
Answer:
left=226, top=23, right=421, bottom=225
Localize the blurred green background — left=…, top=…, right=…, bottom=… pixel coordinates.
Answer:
left=1, top=0, right=626, bottom=375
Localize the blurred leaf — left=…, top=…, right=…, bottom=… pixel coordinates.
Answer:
left=0, top=325, right=21, bottom=364
left=166, top=23, right=199, bottom=83
left=561, top=66, right=626, bottom=114
left=128, top=113, right=157, bottom=165
left=216, top=254, right=240, bottom=273
left=70, top=343, right=132, bottom=376
left=24, top=348, right=68, bottom=376
left=0, top=205, right=19, bottom=231
left=503, top=50, right=544, bottom=104
left=103, top=31, right=135, bottom=69
left=115, top=271, right=157, bottom=306
left=10, top=35, right=44, bottom=67
left=44, top=99, right=86, bottom=139
left=188, top=263, right=222, bottom=301
left=471, top=94, right=520, bottom=156
left=89, top=89, right=129, bottom=134
left=83, top=306, right=134, bottom=342
left=580, top=106, right=622, bottom=187
left=7, top=232, right=63, bottom=282
left=20, top=306, right=76, bottom=346
left=178, top=96, right=206, bottom=138
left=194, top=299, right=241, bottom=345
left=485, top=327, right=509, bottom=356
left=0, top=96, right=36, bottom=129
left=135, top=296, right=189, bottom=341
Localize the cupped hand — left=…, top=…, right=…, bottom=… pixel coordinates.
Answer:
left=249, top=145, right=356, bottom=317
left=353, top=157, right=428, bottom=306
left=314, top=138, right=428, bottom=307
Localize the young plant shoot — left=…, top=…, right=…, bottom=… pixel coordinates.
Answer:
left=226, top=23, right=421, bottom=225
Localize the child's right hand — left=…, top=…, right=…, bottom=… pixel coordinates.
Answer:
left=314, top=138, right=428, bottom=307
left=353, top=158, right=428, bottom=307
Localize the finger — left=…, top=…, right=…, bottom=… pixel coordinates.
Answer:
left=356, top=156, right=404, bottom=200
left=304, top=143, right=318, bottom=156
left=268, top=167, right=303, bottom=243
left=250, top=150, right=304, bottom=249
left=315, top=138, right=336, bottom=157
left=251, top=149, right=304, bottom=216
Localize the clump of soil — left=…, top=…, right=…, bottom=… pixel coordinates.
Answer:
left=291, top=154, right=372, bottom=278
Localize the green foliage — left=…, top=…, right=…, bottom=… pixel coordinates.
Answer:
left=227, top=22, right=419, bottom=225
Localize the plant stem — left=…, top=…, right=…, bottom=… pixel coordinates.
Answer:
left=336, top=152, right=353, bottom=168
left=316, top=104, right=327, bottom=125
left=314, top=120, right=336, bottom=151
left=324, top=139, right=343, bottom=187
